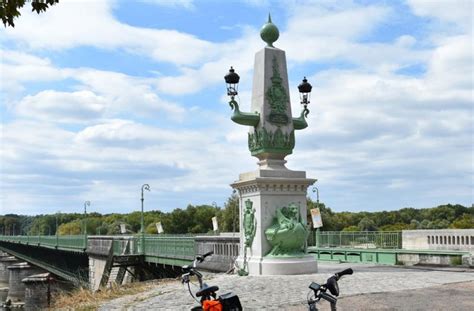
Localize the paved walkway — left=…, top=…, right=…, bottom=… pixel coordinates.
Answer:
left=99, top=263, right=474, bottom=310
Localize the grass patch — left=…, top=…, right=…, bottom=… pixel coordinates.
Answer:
left=450, top=256, right=462, bottom=266
left=51, top=281, right=159, bottom=310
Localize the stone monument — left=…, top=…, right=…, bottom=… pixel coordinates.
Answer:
left=225, top=15, right=317, bottom=275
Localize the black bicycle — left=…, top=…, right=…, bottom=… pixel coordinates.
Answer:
left=307, top=268, right=353, bottom=311
left=181, top=251, right=242, bottom=311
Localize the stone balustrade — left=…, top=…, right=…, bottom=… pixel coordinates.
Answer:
left=402, top=229, right=474, bottom=252
left=195, top=234, right=239, bottom=272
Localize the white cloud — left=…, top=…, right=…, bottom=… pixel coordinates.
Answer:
left=0, top=117, right=252, bottom=213
left=285, top=4, right=391, bottom=39
left=2, top=51, right=186, bottom=122
left=1, top=1, right=215, bottom=65
left=407, top=0, right=473, bottom=30
left=73, top=69, right=186, bottom=119
left=15, top=90, right=107, bottom=123
left=140, top=0, right=195, bottom=9
left=1, top=50, right=68, bottom=96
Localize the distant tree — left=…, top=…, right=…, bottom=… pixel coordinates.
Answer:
left=1, top=0, right=59, bottom=27
left=379, top=223, right=410, bottom=231
left=58, top=221, right=81, bottom=235
left=342, top=225, right=359, bottom=232
left=409, top=219, right=419, bottom=229
left=358, top=217, right=377, bottom=231
left=220, top=194, right=239, bottom=232
left=419, top=219, right=432, bottom=229
left=450, top=214, right=474, bottom=229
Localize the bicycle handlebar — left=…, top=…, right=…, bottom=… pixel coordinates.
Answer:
left=202, top=251, right=214, bottom=259
left=320, top=292, right=337, bottom=304
left=196, top=251, right=214, bottom=263
left=335, top=268, right=353, bottom=280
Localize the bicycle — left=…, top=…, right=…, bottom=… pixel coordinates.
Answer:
left=307, top=268, right=353, bottom=311
left=181, top=251, right=243, bottom=311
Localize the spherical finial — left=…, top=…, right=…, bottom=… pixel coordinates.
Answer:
left=260, top=13, right=279, bottom=47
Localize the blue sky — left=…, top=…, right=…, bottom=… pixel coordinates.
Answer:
left=0, top=0, right=472, bottom=215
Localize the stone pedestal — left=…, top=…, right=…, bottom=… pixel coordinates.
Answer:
left=6, top=262, right=43, bottom=304
left=232, top=161, right=317, bottom=275
left=0, top=257, right=19, bottom=304
left=23, top=273, right=53, bottom=310
left=0, top=257, right=18, bottom=287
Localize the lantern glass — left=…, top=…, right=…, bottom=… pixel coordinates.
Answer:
left=227, top=82, right=238, bottom=96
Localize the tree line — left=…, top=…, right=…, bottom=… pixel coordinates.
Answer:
left=307, top=201, right=473, bottom=231
left=1, top=197, right=472, bottom=236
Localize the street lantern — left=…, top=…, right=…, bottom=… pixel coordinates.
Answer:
left=83, top=201, right=90, bottom=235
left=298, top=77, right=312, bottom=109
left=140, top=184, right=150, bottom=254
left=140, top=184, right=150, bottom=235
left=224, top=66, right=240, bottom=97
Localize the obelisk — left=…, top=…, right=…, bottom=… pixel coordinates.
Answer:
left=228, top=15, right=317, bottom=275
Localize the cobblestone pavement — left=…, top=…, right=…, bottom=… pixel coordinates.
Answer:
left=99, top=263, right=474, bottom=310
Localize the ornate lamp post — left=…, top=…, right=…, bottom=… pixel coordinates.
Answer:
left=140, top=184, right=150, bottom=254
left=226, top=15, right=318, bottom=275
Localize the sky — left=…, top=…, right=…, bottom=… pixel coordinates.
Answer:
left=0, top=0, right=472, bottom=216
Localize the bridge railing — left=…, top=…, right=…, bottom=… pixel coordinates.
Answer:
left=0, top=235, right=86, bottom=251
left=141, top=235, right=195, bottom=260
left=312, top=231, right=402, bottom=249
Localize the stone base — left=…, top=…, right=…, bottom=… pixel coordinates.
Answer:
left=0, top=287, right=8, bottom=303
left=237, top=255, right=317, bottom=275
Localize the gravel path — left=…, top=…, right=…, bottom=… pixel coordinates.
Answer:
left=99, top=263, right=474, bottom=310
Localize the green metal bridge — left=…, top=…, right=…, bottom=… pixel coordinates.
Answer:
left=0, top=234, right=197, bottom=285
left=0, top=235, right=196, bottom=260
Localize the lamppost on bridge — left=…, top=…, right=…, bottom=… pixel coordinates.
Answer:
left=83, top=201, right=90, bottom=235
left=83, top=201, right=90, bottom=249
left=312, top=186, right=321, bottom=248
left=56, top=211, right=60, bottom=247
left=140, top=184, right=150, bottom=253
left=232, top=189, right=238, bottom=237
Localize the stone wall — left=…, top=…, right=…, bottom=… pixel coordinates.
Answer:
left=402, top=229, right=474, bottom=252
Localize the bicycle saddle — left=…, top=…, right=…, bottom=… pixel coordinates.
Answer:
left=196, top=285, right=219, bottom=297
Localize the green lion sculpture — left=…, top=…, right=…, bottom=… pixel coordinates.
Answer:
left=265, top=203, right=308, bottom=257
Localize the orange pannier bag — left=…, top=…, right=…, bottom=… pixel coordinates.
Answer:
left=202, top=300, right=223, bottom=311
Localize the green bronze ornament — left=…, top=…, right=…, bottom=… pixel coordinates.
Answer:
left=292, top=107, right=309, bottom=130
left=260, top=13, right=279, bottom=47
left=243, top=199, right=257, bottom=247
left=264, top=203, right=308, bottom=257
left=266, top=56, right=289, bottom=125
left=229, top=98, right=260, bottom=127
left=248, top=127, right=295, bottom=156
